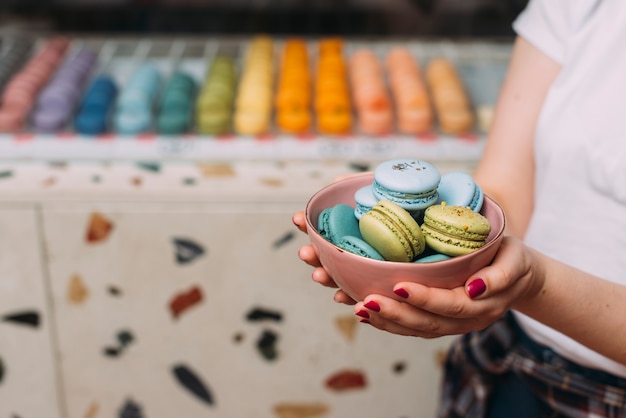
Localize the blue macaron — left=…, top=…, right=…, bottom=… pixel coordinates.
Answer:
left=414, top=252, right=452, bottom=263
left=337, top=235, right=384, bottom=260
left=354, top=184, right=379, bottom=220
left=317, top=203, right=362, bottom=245
left=372, top=158, right=441, bottom=211
left=436, top=171, right=484, bottom=212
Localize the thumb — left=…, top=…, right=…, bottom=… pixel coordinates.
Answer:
left=465, top=276, right=487, bottom=299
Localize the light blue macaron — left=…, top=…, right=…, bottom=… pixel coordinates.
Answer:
left=372, top=158, right=441, bottom=210
left=354, top=184, right=380, bottom=220
left=436, top=171, right=484, bottom=212
left=114, top=108, right=151, bottom=135
left=337, top=235, right=384, bottom=260
left=317, top=203, right=362, bottom=245
left=414, top=253, right=452, bottom=263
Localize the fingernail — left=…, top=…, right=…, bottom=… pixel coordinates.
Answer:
left=356, top=309, right=370, bottom=319
left=394, top=288, right=409, bottom=298
left=364, top=300, right=380, bottom=312
left=467, top=278, right=486, bottom=299
left=359, top=318, right=370, bottom=324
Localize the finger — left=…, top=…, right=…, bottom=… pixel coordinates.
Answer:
left=391, top=282, right=483, bottom=320
left=292, top=211, right=308, bottom=233
left=463, top=237, right=533, bottom=300
left=298, top=244, right=321, bottom=267
left=312, top=266, right=339, bottom=288
left=353, top=298, right=447, bottom=338
left=363, top=283, right=494, bottom=338
left=333, top=289, right=357, bottom=305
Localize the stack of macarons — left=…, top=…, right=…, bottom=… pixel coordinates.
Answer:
left=0, top=37, right=69, bottom=133
left=74, top=74, right=118, bottom=135
left=318, top=158, right=490, bottom=263
left=31, top=47, right=98, bottom=132
left=355, top=159, right=484, bottom=218
left=196, top=55, right=236, bottom=135
left=349, top=48, right=393, bottom=135
left=275, top=38, right=311, bottom=134
left=0, top=37, right=33, bottom=93
left=426, top=58, right=474, bottom=135
left=234, top=36, right=274, bottom=135
left=386, top=47, right=433, bottom=134
left=113, top=63, right=162, bottom=135
left=314, top=38, right=352, bottom=135
left=156, top=71, right=196, bottom=135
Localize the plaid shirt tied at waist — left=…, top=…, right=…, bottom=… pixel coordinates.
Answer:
left=437, top=312, right=626, bottom=418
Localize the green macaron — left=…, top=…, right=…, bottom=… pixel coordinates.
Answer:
left=421, top=204, right=491, bottom=256
left=359, top=200, right=426, bottom=262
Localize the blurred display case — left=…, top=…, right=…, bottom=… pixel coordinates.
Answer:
left=0, top=35, right=511, bottom=161
left=0, top=3, right=520, bottom=417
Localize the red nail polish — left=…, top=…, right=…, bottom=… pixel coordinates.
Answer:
left=356, top=309, right=370, bottom=319
left=359, top=318, right=370, bottom=324
left=394, top=288, right=409, bottom=298
left=467, top=278, right=486, bottom=299
left=364, top=300, right=380, bottom=312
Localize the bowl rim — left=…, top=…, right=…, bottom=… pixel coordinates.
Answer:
left=304, top=172, right=507, bottom=265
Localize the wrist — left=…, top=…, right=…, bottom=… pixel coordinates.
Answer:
left=512, top=247, right=547, bottom=312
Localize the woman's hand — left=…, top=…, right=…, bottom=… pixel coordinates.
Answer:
left=292, top=211, right=357, bottom=305
left=353, top=236, right=543, bottom=337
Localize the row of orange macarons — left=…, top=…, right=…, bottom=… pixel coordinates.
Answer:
left=274, top=37, right=475, bottom=136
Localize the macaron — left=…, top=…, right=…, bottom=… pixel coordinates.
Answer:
left=336, top=236, right=384, bottom=260
left=354, top=184, right=379, bottom=220
left=317, top=203, right=362, bottom=245
left=436, top=171, right=484, bottom=212
left=359, top=200, right=426, bottom=262
left=414, top=252, right=451, bottom=263
left=421, top=204, right=491, bottom=257
left=74, top=75, right=118, bottom=135
left=372, top=158, right=441, bottom=211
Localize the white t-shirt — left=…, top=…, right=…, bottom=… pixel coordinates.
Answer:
left=513, top=0, right=626, bottom=377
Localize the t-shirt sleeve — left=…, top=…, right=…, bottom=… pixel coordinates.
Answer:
left=513, top=0, right=569, bottom=64
left=514, top=0, right=602, bottom=65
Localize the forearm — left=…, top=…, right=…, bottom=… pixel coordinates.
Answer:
left=515, top=250, right=626, bottom=365
left=474, top=36, right=561, bottom=239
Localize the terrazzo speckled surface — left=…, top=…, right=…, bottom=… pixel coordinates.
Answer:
left=0, top=159, right=477, bottom=418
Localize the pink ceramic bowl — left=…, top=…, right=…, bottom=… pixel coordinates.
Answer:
left=305, top=172, right=506, bottom=301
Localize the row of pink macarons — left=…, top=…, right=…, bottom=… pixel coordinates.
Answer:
left=0, top=37, right=72, bottom=132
